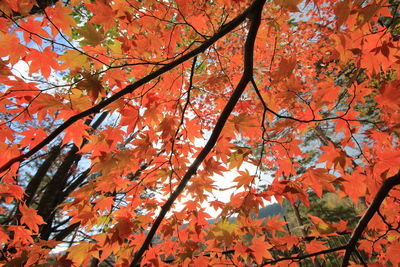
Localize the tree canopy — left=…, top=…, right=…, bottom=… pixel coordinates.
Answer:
left=0, top=0, right=399, bottom=266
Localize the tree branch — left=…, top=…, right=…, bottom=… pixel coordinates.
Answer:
left=261, top=245, right=347, bottom=266
left=24, top=145, right=61, bottom=206
left=341, top=171, right=400, bottom=266
left=129, top=0, right=266, bottom=265
left=0, top=0, right=267, bottom=174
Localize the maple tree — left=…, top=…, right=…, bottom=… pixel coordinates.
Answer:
left=0, top=0, right=399, bottom=266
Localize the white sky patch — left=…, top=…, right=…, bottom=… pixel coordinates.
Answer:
left=11, top=60, right=30, bottom=79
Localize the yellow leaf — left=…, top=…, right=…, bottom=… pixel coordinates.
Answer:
left=60, top=50, right=90, bottom=73
left=76, top=23, right=105, bottom=46
left=309, top=215, right=336, bottom=236
left=68, top=242, right=98, bottom=266
left=213, top=220, right=238, bottom=237
left=68, top=89, right=93, bottom=112
left=209, top=220, right=238, bottom=246
left=108, top=40, right=122, bottom=55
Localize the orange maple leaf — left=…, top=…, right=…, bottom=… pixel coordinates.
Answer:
left=234, top=169, right=255, bottom=188
left=19, top=203, right=46, bottom=233
left=45, top=2, right=76, bottom=36
left=250, top=236, right=273, bottom=264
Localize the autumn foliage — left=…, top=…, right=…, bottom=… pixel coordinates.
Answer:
left=0, top=0, right=399, bottom=266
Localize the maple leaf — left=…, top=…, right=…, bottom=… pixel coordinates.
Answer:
left=34, top=93, right=65, bottom=117
left=19, top=203, right=46, bottom=233
left=305, top=240, right=328, bottom=255
left=68, top=242, right=99, bottom=266
left=0, top=1, right=14, bottom=16
left=203, top=157, right=227, bottom=176
left=233, top=169, right=255, bottom=188
left=0, top=143, right=21, bottom=179
left=8, top=225, right=34, bottom=245
left=86, top=2, right=116, bottom=30
left=193, top=255, right=209, bottom=266
left=76, top=73, right=106, bottom=102
left=0, top=184, right=24, bottom=202
left=0, top=58, right=12, bottom=76
left=24, top=47, right=60, bottom=78
left=264, top=215, right=287, bottom=236
left=228, top=146, right=251, bottom=169
left=0, top=227, right=9, bottom=244
left=93, top=196, right=114, bottom=213
left=376, top=80, right=400, bottom=111
left=62, top=120, right=90, bottom=146
left=272, top=55, right=297, bottom=80
left=113, top=216, right=135, bottom=241
left=19, top=127, right=48, bottom=149
left=209, top=199, right=224, bottom=211
left=187, top=15, right=209, bottom=32
left=332, top=220, right=349, bottom=233
left=386, top=241, right=400, bottom=266
left=309, top=215, right=336, bottom=236
left=0, top=33, right=27, bottom=64
left=334, top=0, right=352, bottom=28
left=184, top=199, right=201, bottom=212
left=66, top=89, right=93, bottom=112
left=45, top=2, right=76, bottom=36
left=209, top=220, right=238, bottom=246
left=14, top=1, right=35, bottom=16
left=302, top=168, right=337, bottom=198
left=76, top=23, right=105, bottom=46
left=374, top=149, right=400, bottom=178
left=356, top=2, right=380, bottom=27
left=59, top=50, right=90, bottom=73
left=19, top=17, right=50, bottom=46
left=318, top=143, right=350, bottom=170
left=250, top=236, right=273, bottom=264
left=230, top=113, right=258, bottom=132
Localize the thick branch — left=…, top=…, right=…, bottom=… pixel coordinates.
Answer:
left=36, top=112, right=108, bottom=221
left=129, top=1, right=265, bottom=266
left=0, top=0, right=265, bottom=174
left=24, top=145, right=61, bottom=206
left=53, top=222, right=80, bottom=241
left=341, top=171, right=400, bottom=266
left=62, top=168, right=91, bottom=198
